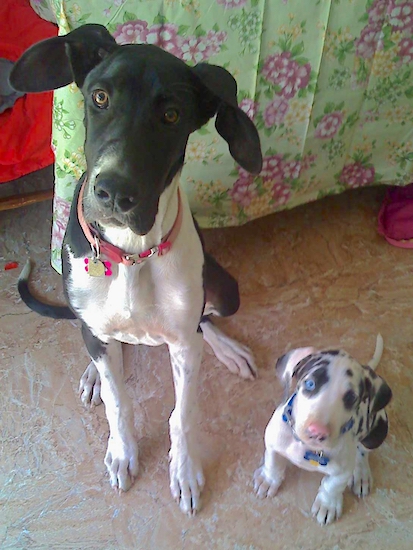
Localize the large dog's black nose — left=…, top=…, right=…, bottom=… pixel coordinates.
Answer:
left=94, top=176, right=137, bottom=213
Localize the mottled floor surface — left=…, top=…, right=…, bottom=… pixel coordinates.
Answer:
left=1, top=168, right=413, bottom=550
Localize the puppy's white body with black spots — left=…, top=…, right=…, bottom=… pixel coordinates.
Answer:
left=254, top=335, right=392, bottom=525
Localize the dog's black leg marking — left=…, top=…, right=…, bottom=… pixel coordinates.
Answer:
left=360, top=415, right=389, bottom=449
left=203, top=252, right=240, bottom=317
left=192, top=216, right=240, bottom=318
left=81, top=323, right=107, bottom=361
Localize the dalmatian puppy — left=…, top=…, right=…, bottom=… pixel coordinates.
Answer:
left=253, top=335, right=392, bottom=525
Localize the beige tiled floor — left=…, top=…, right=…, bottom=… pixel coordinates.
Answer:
left=1, top=171, right=413, bottom=549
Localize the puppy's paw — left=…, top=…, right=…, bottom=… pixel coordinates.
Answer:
left=311, top=491, right=343, bottom=525
left=253, top=466, right=283, bottom=499
left=349, top=461, right=372, bottom=498
left=104, top=434, right=139, bottom=492
left=79, top=362, right=102, bottom=407
left=169, top=448, right=205, bottom=516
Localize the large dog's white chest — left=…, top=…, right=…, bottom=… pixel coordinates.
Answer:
left=66, top=250, right=202, bottom=346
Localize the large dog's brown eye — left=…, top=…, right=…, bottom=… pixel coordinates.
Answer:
left=164, top=108, right=179, bottom=124
left=92, top=90, right=109, bottom=109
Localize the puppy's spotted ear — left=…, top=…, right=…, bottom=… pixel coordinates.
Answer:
left=275, top=347, right=316, bottom=392
left=362, top=367, right=392, bottom=414
left=371, top=377, right=392, bottom=414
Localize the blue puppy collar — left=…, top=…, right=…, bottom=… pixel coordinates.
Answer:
left=282, top=393, right=331, bottom=466
left=303, top=450, right=330, bottom=466
left=282, top=393, right=296, bottom=424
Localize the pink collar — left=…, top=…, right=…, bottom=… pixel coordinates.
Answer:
left=77, top=179, right=182, bottom=266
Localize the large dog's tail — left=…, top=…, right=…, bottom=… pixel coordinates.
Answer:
left=368, top=333, right=384, bottom=371
left=18, top=260, right=77, bottom=319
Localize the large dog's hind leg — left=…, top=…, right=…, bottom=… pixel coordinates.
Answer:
left=82, top=325, right=139, bottom=492
left=201, top=253, right=257, bottom=380
left=168, top=332, right=205, bottom=515
left=200, top=319, right=256, bottom=380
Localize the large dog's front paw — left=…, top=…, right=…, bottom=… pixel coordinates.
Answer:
left=253, top=465, right=283, bottom=499
left=169, top=448, right=205, bottom=516
left=79, top=362, right=102, bottom=407
left=349, top=459, right=372, bottom=498
left=311, top=491, right=343, bottom=525
left=104, top=434, right=139, bottom=492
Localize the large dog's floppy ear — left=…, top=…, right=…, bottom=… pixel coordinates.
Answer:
left=9, top=24, right=118, bottom=93
left=192, top=63, right=263, bottom=175
left=275, top=347, right=316, bottom=394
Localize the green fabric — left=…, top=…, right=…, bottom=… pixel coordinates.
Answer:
left=31, top=0, right=413, bottom=272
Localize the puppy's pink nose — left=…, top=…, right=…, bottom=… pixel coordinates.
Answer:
left=306, top=422, right=330, bottom=441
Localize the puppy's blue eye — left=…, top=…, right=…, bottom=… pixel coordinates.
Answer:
left=305, top=379, right=316, bottom=391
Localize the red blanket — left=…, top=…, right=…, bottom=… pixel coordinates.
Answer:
left=0, top=0, right=57, bottom=183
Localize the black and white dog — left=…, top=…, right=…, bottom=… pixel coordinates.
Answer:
left=11, top=24, right=262, bottom=515
left=253, top=335, right=392, bottom=524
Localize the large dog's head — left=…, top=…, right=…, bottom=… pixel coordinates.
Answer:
left=276, top=346, right=392, bottom=451
left=10, top=24, right=262, bottom=235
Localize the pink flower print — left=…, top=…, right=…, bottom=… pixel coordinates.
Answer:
left=54, top=195, right=71, bottom=221
left=261, top=154, right=285, bottom=182
left=388, top=1, right=413, bottom=32
left=205, top=30, right=228, bottom=56
left=52, top=195, right=71, bottom=243
left=239, top=98, right=259, bottom=120
left=113, top=20, right=149, bottom=45
left=264, top=97, right=289, bottom=127
left=272, top=182, right=291, bottom=206
left=282, top=159, right=301, bottom=180
left=367, top=0, right=387, bottom=24
left=301, top=153, right=317, bottom=171
left=180, top=36, right=209, bottom=63
left=230, top=176, right=257, bottom=206
left=53, top=219, right=66, bottom=243
left=145, top=24, right=182, bottom=57
left=261, top=156, right=283, bottom=180
left=398, top=37, right=413, bottom=63
left=217, top=0, right=247, bottom=7
left=355, top=24, right=383, bottom=59
left=207, top=30, right=227, bottom=44
left=314, top=111, right=344, bottom=139
left=262, top=52, right=311, bottom=99
left=339, top=162, right=376, bottom=188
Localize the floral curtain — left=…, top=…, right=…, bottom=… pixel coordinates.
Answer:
left=30, top=0, right=413, bottom=273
